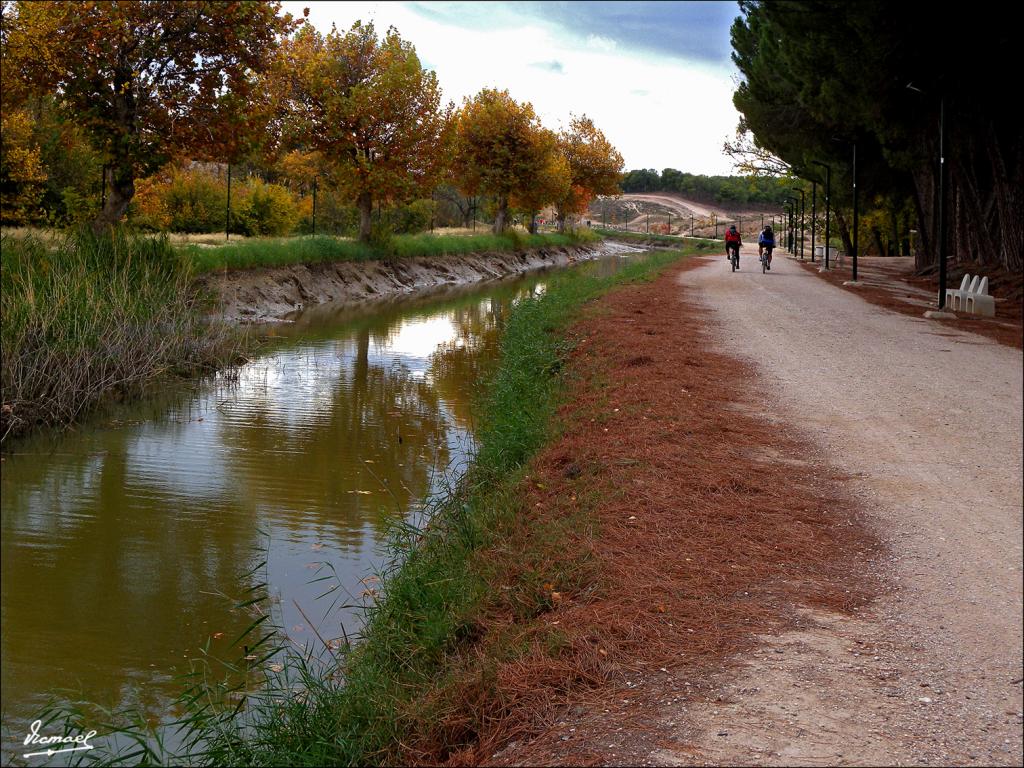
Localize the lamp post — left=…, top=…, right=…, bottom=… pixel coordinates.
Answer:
left=226, top=163, right=231, bottom=241
left=810, top=179, right=817, bottom=262
left=790, top=187, right=806, bottom=259
left=811, top=160, right=832, bottom=269
left=851, top=140, right=859, bottom=281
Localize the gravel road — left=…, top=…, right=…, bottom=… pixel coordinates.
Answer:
left=649, top=248, right=1023, bottom=766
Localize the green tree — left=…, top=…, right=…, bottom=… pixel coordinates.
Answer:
left=731, top=1, right=1021, bottom=271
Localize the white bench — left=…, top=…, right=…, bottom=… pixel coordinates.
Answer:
left=965, top=275, right=995, bottom=316
left=945, top=274, right=975, bottom=311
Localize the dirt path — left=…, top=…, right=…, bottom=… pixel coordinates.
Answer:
left=487, top=247, right=1022, bottom=767
left=622, top=194, right=717, bottom=219
left=653, top=248, right=1023, bottom=765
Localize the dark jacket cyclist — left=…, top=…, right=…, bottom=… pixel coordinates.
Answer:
left=758, top=226, right=775, bottom=270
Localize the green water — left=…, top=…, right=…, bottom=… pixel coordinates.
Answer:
left=0, top=251, right=643, bottom=761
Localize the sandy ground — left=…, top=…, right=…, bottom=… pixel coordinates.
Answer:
left=643, top=248, right=1023, bottom=765
left=622, top=194, right=717, bottom=219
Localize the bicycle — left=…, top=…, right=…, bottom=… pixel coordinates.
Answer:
left=727, top=242, right=740, bottom=272
left=759, top=246, right=773, bottom=273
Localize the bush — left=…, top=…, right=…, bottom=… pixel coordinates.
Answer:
left=232, top=179, right=300, bottom=237
left=163, top=169, right=227, bottom=233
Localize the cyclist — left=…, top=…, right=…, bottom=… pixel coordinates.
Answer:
left=758, top=225, right=775, bottom=270
left=725, top=224, right=742, bottom=268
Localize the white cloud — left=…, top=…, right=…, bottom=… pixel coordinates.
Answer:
left=282, top=1, right=741, bottom=175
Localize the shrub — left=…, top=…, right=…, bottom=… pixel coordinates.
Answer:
left=232, top=179, right=300, bottom=237
left=163, top=169, right=227, bottom=233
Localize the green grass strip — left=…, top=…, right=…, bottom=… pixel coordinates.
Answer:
left=182, top=231, right=602, bottom=274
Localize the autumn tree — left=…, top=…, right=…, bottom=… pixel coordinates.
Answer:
left=553, top=115, right=623, bottom=232
left=1, top=1, right=294, bottom=230
left=0, top=108, right=48, bottom=224
left=276, top=21, right=451, bottom=242
left=453, top=89, right=554, bottom=235
left=510, top=128, right=570, bottom=233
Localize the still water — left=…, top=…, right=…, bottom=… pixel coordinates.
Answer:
left=0, top=252, right=642, bottom=760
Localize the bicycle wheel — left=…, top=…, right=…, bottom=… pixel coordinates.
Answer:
left=762, top=254, right=767, bottom=273
left=731, top=251, right=736, bottom=272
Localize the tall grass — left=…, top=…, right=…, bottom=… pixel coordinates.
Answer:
left=49, top=246, right=691, bottom=766
left=0, top=228, right=240, bottom=441
left=182, top=230, right=601, bottom=273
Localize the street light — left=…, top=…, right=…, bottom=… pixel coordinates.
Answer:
left=810, top=178, right=817, bottom=262
left=811, top=160, right=832, bottom=269
left=790, top=186, right=806, bottom=259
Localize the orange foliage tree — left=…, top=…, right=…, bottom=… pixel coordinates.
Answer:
left=2, top=1, right=295, bottom=230
left=510, top=128, right=571, bottom=233
left=554, top=115, right=624, bottom=232
left=453, top=89, right=555, bottom=235
left=276, top=21, right=451, bottom=242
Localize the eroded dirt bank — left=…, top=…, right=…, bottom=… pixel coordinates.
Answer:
left=200, top=242, right=633, bottom=322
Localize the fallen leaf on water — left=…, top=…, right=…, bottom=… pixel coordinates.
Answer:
left=269, top=664, right=284, bottom=673
left=212, top=632, right=224, bottom=639
left=292, top=625, right=304, bottom=633
left=364, top=459, right=375, bottom=464
left=311, top=543, right=324, bottom=551
left=360, top=575, right=379, bottom=585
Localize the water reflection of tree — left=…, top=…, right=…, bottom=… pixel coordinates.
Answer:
left=0, top=426, right=259, bottom=725
left=0, top=271, right=554, bottom=734
left=217, top=325, right=451, bottom=545
left=429, top=298, right=508, bottom=431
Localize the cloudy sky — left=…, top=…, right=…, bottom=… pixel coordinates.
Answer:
left=281, top=1, right=745, bottom=176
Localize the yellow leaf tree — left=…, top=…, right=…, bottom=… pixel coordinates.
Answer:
left=278, top=21, right=452, bottom=242
left=454, top=89, right=553, bottom=235
left=554, top=115, right=624, bottom=232
left=0, top=109, right=48, bottom=224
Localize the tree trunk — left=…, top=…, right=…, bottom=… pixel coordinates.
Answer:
left=910, top=168, right=934, bottom=271
left=492, top=195, right=508, bottom=235
left=357, top=191, right=373, bottom=242
left=91, top=85, right=137, bottom=233
left=92, top=163, right=135, bottom=232
left=556, top=210, right=566, bottom=233
left=871, top=227, right=886, bottom=257
left=834, top=209, right=854, bottom=258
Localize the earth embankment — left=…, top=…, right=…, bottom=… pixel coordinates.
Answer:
left=200, top=242, right=637, bottom=322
